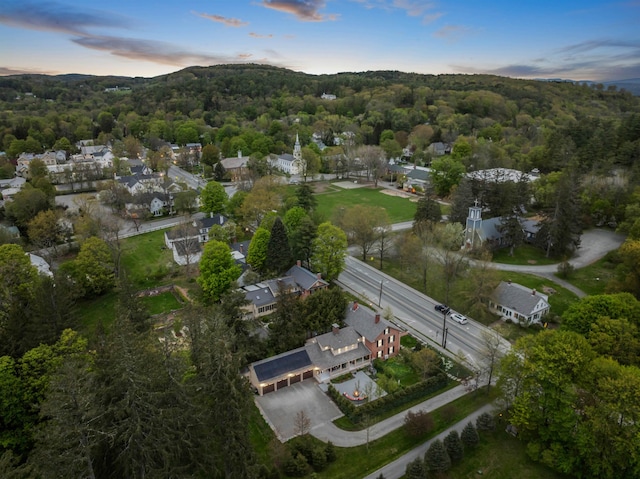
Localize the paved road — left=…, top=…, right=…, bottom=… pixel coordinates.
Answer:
left=338, top=256, right=511, bottom=370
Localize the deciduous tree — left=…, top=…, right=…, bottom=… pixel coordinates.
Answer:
left=197, top=240, right=241, bottom=302
left=200, top=180, right=228, bottom=215
left=311, top=222, right=347, bottom=281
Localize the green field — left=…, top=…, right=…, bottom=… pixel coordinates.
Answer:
left=492, top=244, right=558, bottom=266
left=141, top=291, right=183, bottom=315
left=119, top=229, right=176, bottom=289
left=557, top=252, right=619, bottom=296
left=315, top=185, right=417, bottom=223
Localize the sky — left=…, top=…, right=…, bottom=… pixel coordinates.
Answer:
left=1, top=0, right=639, bottom=81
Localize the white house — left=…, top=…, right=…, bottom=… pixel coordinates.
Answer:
left=171, top=239, right=202, bottom=266
left=489, top=281, right=550, bottom=325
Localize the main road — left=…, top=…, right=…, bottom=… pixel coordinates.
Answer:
left=337, top=255, right=511, bottom=370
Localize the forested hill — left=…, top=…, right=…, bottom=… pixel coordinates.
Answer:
left=1, top=63, right=639, bottom=176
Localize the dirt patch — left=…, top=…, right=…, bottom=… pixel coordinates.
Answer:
left=380, top=189, right=412, bottom=198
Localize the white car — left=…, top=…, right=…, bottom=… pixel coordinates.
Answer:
left=449, top=312, right=468, bottom=325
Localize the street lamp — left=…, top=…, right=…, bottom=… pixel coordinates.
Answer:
left=441, top=310, right=449, bottom=348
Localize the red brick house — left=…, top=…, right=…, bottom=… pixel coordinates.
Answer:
left=344, top=301, right=404, bottom=360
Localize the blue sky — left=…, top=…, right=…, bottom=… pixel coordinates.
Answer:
left=1, top=0, right=639, bottom=81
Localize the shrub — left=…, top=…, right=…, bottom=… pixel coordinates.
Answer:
left=405, top=457, right=425, bottom=479
left=324, top=441, right=337, bottom=463
left=404, top=409, right=435, bottom=438
left=283, top=453, right=310, bottom=477
left=440, top=403, right=458, bottom=422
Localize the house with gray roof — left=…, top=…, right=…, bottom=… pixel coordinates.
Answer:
left=489, top=281, right=550, bottom=325
left=246, top=302, right=403, bottom=395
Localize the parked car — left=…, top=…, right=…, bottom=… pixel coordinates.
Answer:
left=434, top=304, right=449, bottom=313
left=449, top=313, right=468, bottom=325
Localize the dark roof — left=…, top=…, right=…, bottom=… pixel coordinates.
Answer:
left=174, top=239, right=201, bottom=256
left=244, top=285, right=276, bottom=307
left=344, top=302, right=397, bottom=342
left=285, top=264, right=328, bottom=291
left=315, top=326, right=362, bottom=352
left=198, top=214, right=228, bottom=229
left=406, top=169, right=430, bottom=180
left=253, top=349, right=312, bottom=382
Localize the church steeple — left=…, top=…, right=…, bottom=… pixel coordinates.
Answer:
left=465, top=199, right=482, bottom=249
left=293, top=133, right=301, bottom=162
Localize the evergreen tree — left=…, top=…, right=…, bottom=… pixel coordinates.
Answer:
left=535, top=167, right=583, bottom=258
left=404, top=457, right=425, bottom=479
left=498, top=213, right=525, bottom=256
left=265, top=217, right=293, bottom=277
left=414, top=195, right=442, bottom=227
left=295, top=183, right=317, bottom=212
left=424, top=438, right=451, bottom=473
left=461, top=421, right=480, bottom=448
left=443, top=429, right=464, bottom=462
left=289, top=216, right=317, bottom=269
left=448, top=178, right=476, bottom=225
left=476, top=412, right=496, bottom=431
left=214, top=161, right=227, bottom=181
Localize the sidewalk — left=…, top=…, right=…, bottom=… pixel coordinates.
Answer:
left=310, top=384, right=469, bottom=447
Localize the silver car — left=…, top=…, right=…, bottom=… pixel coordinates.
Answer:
left=449, top=312, right=468, bottom=324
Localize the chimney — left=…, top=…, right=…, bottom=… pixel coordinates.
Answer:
left=238, top=150, right=242, bottom=158
left=297, top=260, right=301, bottom=267
left=332, top=323, right=340, bottom=335
left=317, top=272, right=322, bottom=279
left=210, top=211, right=213, bottom=218
left=375, top=313, right=380, bottom=324
left=219, top=215, right=223, bottom=224
left=239, top=244, right=244, bottom=253
left=353, top=301, right=359, bottom=311
left=532, top=289, right=536, bottom=296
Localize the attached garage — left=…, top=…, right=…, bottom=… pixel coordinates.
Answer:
left=249, top=349, right=314, bottom=395
left=302, top=369, right=314, bottom=380
left=261, top=383, right=275, bottom=395
left=276, top=378, right=288, bottom=390
left=289, top=374, right=301, bottom=385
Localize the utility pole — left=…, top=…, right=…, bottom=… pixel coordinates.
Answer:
left=441, top=310, right=449, bottom=348
left=378, top=280, right=383, bottom=307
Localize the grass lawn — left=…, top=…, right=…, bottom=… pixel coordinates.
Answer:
left=447, top=428, right=571, bottom=479
left=557, top=252, right=619, bottom=296
left=312, top=391, right=495, bottom=479
left=248, top=403, right=276, bottom=466
left=315, top=186, right=417, bottom=223
left=141, top=291, right=184, bottom=315
left=492, top=244, right=558, bottom=266
left=119, top=229, right=176, bottom=289
left=77, top=291, right=118, bottom=336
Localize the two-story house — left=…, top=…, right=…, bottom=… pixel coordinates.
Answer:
left=345, top=302, right=404, bottom=360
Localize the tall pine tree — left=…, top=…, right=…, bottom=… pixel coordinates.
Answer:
left=266, top=217, right=293, bottom=277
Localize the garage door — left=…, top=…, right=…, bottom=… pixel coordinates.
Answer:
left=277, top=378, right=288, bottom=390
left=302, top=369, right=314, bottom=380
left=262, top=383, right=275, bottom=395
left=289, top=374, right=301, bottom=384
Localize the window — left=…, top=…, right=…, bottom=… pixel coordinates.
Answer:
left=388, top=346, right=394, bottom=355
left=377, top=350, right=383, bottom=358
left=377, top=339, right=383, bottom=347
left=384, top=327, right=389, bottom=335
left=389, top=335, right=395, bottom=343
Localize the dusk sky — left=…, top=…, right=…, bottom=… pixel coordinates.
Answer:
left=1, top=0, right=639, bottom=81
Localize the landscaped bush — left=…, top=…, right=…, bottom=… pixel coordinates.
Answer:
left=328, top=374, right=449, bottom=424
left=461, top=421, right=480, bottom=448
left=443, top=429, right=464, bottom=462
left=404, top=410, right=435, bottom=438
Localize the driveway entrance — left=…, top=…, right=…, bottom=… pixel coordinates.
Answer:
left=255, top=380, right=342, bottom=442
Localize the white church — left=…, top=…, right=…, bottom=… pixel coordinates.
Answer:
left=272, top=133, right=302, bottom=175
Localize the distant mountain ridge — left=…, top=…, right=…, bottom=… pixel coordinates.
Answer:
left=536, top=76, right=640, bottom=95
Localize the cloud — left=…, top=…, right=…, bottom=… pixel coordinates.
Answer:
left=194, top=12, right=249, bottom=27
left=433, top=24, right=470, bottom=41
left=249, top=32, right=274, bottom=38
left=0, top=66, right=59, bottom=76
left=350, top=0, right=443, bottom=24
left=259, top=0, right=338, bottom=22
left=0, top=0, right=130, bottom=36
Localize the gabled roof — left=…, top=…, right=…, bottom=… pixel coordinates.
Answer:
left=406, top=169, right=430, bottom=181
left=197, top=214, right=228, bottom=229
left=244, top=284, right=277, bottom=307
left=253, top=349, right=312, bottom=382
left=344, top=302, right=396, bottom=342
left=492, top=281, right=549, bottom=316
left=278, top=153, right=296, bottom=163
left=220, top=156, right=249, bottom=169
left=173, top=239, right=201, bottom=256
left=285, top=264, right=328, bottom=291
left=314, top=326, right=362, bottom=352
